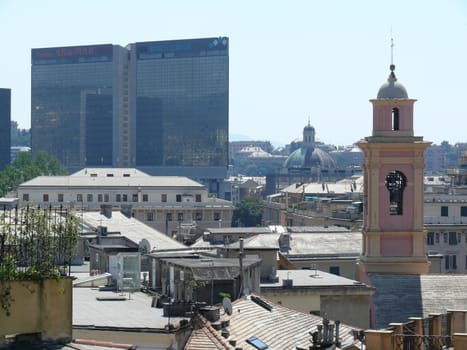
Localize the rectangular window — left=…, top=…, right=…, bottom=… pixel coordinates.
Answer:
left=146, top=212, right=154, bottom=221
left=449, top=232, right=457, bottom=245
left=461, top=206, right=467, bottom=217
left=176, top=194, right=182, bottom=202
left=22, top=194, right=29, bottom=201
left=329, top=266, right=340, bottom=275
left=132, top=194, right=138, bottom=202
left=122, top=194, right=127, bottom=202
left=441, top=206, right=449, bottom=217
left=443, top=233, right=448, bottom=244
left=166, top=213, right=172, bottom=221
left=87, top=194, right=93, bottom=202
left=178, top=212, right=184, bottom=221
left=58, top=193, right=64, bottom=202
left=426, top=232, right=434, bottom=245
left=195, top=194, right=202, bottom=202
left=104, top=194, right=109, bottom=202
left=435, top=233, right=440, bottom=243
left=77, top=194, right=83, bottom=202
left=97, top=194, right=103, bottom=202
left=43, top=194, right=49, bottom=202
left=445, top=255, right=457, bottom=270
left=116, top=194, right=121, bottom=202
left=143, top=194, right=149, bottom=202
left=194, top=212, right=202, bottom=221
left=161, top=194, right=167, bottom=202
left=214, top=212, right=221, bottom=221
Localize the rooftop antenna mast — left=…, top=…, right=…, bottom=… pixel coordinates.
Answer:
left=390, top=34, right=394, bottom=67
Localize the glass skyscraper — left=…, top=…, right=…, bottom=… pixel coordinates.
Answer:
left=133, top=38, right=229, bottom=169
left=0, top=88, right=11, bottom=171
left=31, top=38, right=229, bottom=188
left=31, top=44, right=130, bottom=169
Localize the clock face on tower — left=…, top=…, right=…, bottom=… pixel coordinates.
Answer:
left=385, top=170, right=406, bottom=216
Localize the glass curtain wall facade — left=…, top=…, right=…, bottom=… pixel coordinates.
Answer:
left=31, top=45, right=122, bottom=169
left=0, top=88, right=11, bottom=171
left=31, top=38, right=229, bottom=191
left=134, top=38, right=229, bottom=169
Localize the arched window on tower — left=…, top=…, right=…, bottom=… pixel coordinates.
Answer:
left=385, top=170, right=406, bottom=215
left=392, top=107, right=400, bottom=131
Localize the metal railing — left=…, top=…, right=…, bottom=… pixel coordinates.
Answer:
left=0, top=205, right=78, bottom=280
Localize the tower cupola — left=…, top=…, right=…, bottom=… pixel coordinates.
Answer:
left=377, top=64, right=408, bottom=99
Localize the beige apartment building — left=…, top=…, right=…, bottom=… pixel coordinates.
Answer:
left=16, top=168, right=233, bottom=237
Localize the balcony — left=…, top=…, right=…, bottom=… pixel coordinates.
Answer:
left=424, top=216, right=467, bottom=225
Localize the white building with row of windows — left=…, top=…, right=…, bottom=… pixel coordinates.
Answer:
left=425, top=194, right=467, bottom=273
left=16, top=168, right=234, bottom=237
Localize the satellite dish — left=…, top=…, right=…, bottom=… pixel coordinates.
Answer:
left=222, top=297, right=233, bottom=315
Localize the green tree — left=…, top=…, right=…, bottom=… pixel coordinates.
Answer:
left=0, top=151, right=67, bottom=197
left=231, top=197, right=263, bottom=227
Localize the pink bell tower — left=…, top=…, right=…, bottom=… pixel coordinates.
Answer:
left=358, top=62, right=431, bottom=276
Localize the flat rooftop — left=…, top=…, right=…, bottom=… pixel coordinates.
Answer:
left=73, top=287, right=187, bottom=331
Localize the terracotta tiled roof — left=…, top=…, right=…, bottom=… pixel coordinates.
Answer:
left=185, top=316, right=232, bottom=350
left=185, top=295, right=361, bottom=350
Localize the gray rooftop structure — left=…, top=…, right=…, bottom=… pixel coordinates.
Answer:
left=369, top=274, right=467, bottom=329
left=224, top=230, right=362, bottom=258
left=81, top=211, right=186, bottom=252
left=261, top=269, right=368, bottom=289
left=19, top=168, right=204, bottom=189
left=160, top=257, right=261, bottom=281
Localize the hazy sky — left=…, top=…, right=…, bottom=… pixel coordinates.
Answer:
left=1, top=0, right=466, bottom=147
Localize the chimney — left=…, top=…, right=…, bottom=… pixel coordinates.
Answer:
left=100, top=204, right=112, bottom=218
left=120, top=204, right=132, bottom=218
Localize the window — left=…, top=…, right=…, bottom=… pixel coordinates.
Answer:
left=161, top=194, right=167, bottom=202
left=132, top=194, right=138, bottom=202
left=22, top=194, right=29, bottom=201
left=104, top=194, right=109, bottom=202
left=116, top=194, right=121, bottom=202
left=441, top=206, right=449, bottom=217
left=176, top=194, right=182, bottom=202
left=392, top=107, right=400, bottom=131
left=462, top=207, right=467, bottom=217
left=247, top=336, right=268, bottom=350
left=214, top=212, right=221, bottom=221
left=43, top=194, right=49, bottom=202
left=194, top=212, right=202, bottom=221
left=195, top=194, right=202, bottom=202
left=329, top=266, right=340, bottom=275
left=122, top=194, right=127, bottom=202
left=97, top=194, right=103, bottom=202
left=166, top=213, right=172, bottom=221
left=449, top=232, right=457, bottom=245
left=445, top=255, right=457, bottom=270
left=58, top=193, right=64, bottom=202
left=87, top=194, right=93, bottom=202
left=427, top=232, right=434, bottom=245
left=143, top=194, right=149, bottom=202
left=178, top=212, right=183, bottom=221
left=385, top=171, right=406, bottom=215
left=443, top=233, right=448, bottom=243
left=146, top=212, right=154, bottom=221
left=435, top=233, right=440, bottom=243
left=77, top=194, right=83, bottom=202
